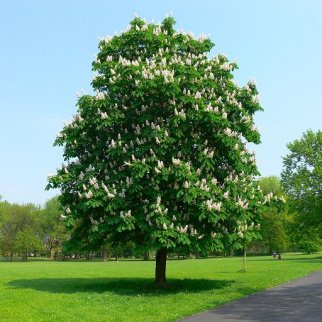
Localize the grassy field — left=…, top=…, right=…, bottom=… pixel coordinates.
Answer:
left=0, top=254, right=322, bottom=322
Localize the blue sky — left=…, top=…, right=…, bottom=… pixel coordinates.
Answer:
left=0, top=0, right=321, bottom=205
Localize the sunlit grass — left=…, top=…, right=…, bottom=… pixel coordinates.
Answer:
left=0, top=253, right=321, bottom=321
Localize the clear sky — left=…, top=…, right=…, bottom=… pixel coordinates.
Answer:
left=0, top=0, right=321, bottom=205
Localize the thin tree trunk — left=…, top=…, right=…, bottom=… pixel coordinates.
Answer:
left=47, top=249, right=52, bottom=258
left=242, top=246, right=247, bottom=272
left=22, top=252, right=27, bottom=261
left=143, top=250, right=150, bottom=261
left=155, top=248, right=167, bottom=287
left=102, top=246, right=108, bottom=261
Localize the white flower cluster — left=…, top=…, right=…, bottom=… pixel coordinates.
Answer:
left=205, top=199, right=222, bottom=211
left=174, top=108, right=186, bottom=118
left=85, top=190, right=93, bottom=199
left=221, top=62, right=231, bottom=71
left=223, top=128, right=240, bottom=138
left=205, top=104, right=219, bottom=113
left=252, top=95, right=259, bottom=104
left=120, top=210, right=131, bottom=218
left=103, top=35, right=112, bottom=43
left=236, top=220, right=251, bottom=238
left=118, top=56, right=140, bottom=67
left=195, top=178, right=210, bottom=192
left=135, top=23, right=148, bottom=32
left=155, top=160, right=164, bottom=174
left=251, top=124, right=260, bottom=133
left=153, top=25, right=162, bottom=36
left=183, top=181, right=190, bottom=189
left=203, top=148, right=214, bottom=159
left=176, top=225, right=188, bottom=233
left=172, top=157, right=181, bottom=166
left=225, top=91, right=242, bottom=110
left=211, top=232, right=217, bottom=238
left=154, top=195, right=168, bottom=215
left=198, top=33, right=208, bottom=41
left=236, top=197, right=249, bottom=209
left=102, top=182, right=115, bottom=199
left=241, top=115, right=252, bottom=124
left=190, top=225, right=197, bottom=236
left=96, top=91, right=105, bottom=100
left=263, top=192, right=274, bottom=204
left=211, top=178, right=218, bottom=185
left=89, top=177, right=99, bottom=190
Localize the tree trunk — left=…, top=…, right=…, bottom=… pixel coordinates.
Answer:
left=22, top=252, right=27, bottom=261
left=102, top=246, right=108, bottom=261
left=155, top=248, right=167, bottom=287
left=47, top=250, right=52, bottom=258
left=242, top=246, right=247, bottom=272
left=143, top=250, right=150, bottom=261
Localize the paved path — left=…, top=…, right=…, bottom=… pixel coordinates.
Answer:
left=180, top=269, right=322, bottom=322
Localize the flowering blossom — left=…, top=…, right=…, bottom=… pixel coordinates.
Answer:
left=172, top=158, right=181, bottom=166
left=176, top=225, right=188, bottom=233
left=236, top=197, right=248, bottom=209
left=205, top=200, right=222, bottom=211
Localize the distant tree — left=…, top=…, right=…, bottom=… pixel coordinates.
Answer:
left=287, top=210, right=321, bottom=252
left=281, top=130, right=322, bottom=249
left=41, top=196, right=68, bottom=258
left=282, top=130, right=322, bottom=227
left=0, top=203, right=43, bottom=260
left=15, top=227, right=43, bottom=261
left=47, top=16, right=282, bottom=286
left=258, top=176, right=283, bottom=196
left=255, top=176, right=288, bottom=254
left=0, top=201, right=14, bottom=258
left=297, top=240, right=320, bottom=254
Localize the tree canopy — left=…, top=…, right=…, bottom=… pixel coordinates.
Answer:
left=0, top=202, right=42, bottom=260
left=256, top=176, right=288, bottom=254
left=281, top=130, right=322, bottom=227
left=47, top=16, right=282, bottom=285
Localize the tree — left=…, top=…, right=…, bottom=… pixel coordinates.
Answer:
left=15, top=227, right=43, bottom=261
left=0, top=203, right=43, bottom=260
left=297, top=240, right=320, bottom=254
left=47, top=16, right=282, bottom=286
left=41, top=196, right=68, bottom=258
left=286, top=208, right=321, bottom=252
left=255, top=176, right=289, bottom=254
left=281, top=130, right=322, bottom=245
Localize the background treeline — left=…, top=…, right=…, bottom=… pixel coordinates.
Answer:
left=0, top=196, right=154, bottom=261
left=248, top=177, right=321, bottom=255
left=0, top=175, right=320, bottom=261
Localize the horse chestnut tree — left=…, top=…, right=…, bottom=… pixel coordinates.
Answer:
left=47, top=17, right=281, bottom=286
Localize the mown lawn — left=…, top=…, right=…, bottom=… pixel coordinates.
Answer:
left=0, top=253, right=322, bottom=321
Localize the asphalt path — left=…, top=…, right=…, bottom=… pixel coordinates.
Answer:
left=180, top=269, right=322, bottom=322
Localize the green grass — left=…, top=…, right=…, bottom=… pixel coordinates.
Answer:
left=0, top=254, right=322, bottom=321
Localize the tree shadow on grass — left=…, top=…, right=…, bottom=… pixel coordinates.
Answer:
left=7, top=277, right=234, bottom=296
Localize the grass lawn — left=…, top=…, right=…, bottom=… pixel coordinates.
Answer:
left=0, top=253, right=322, bottom=321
